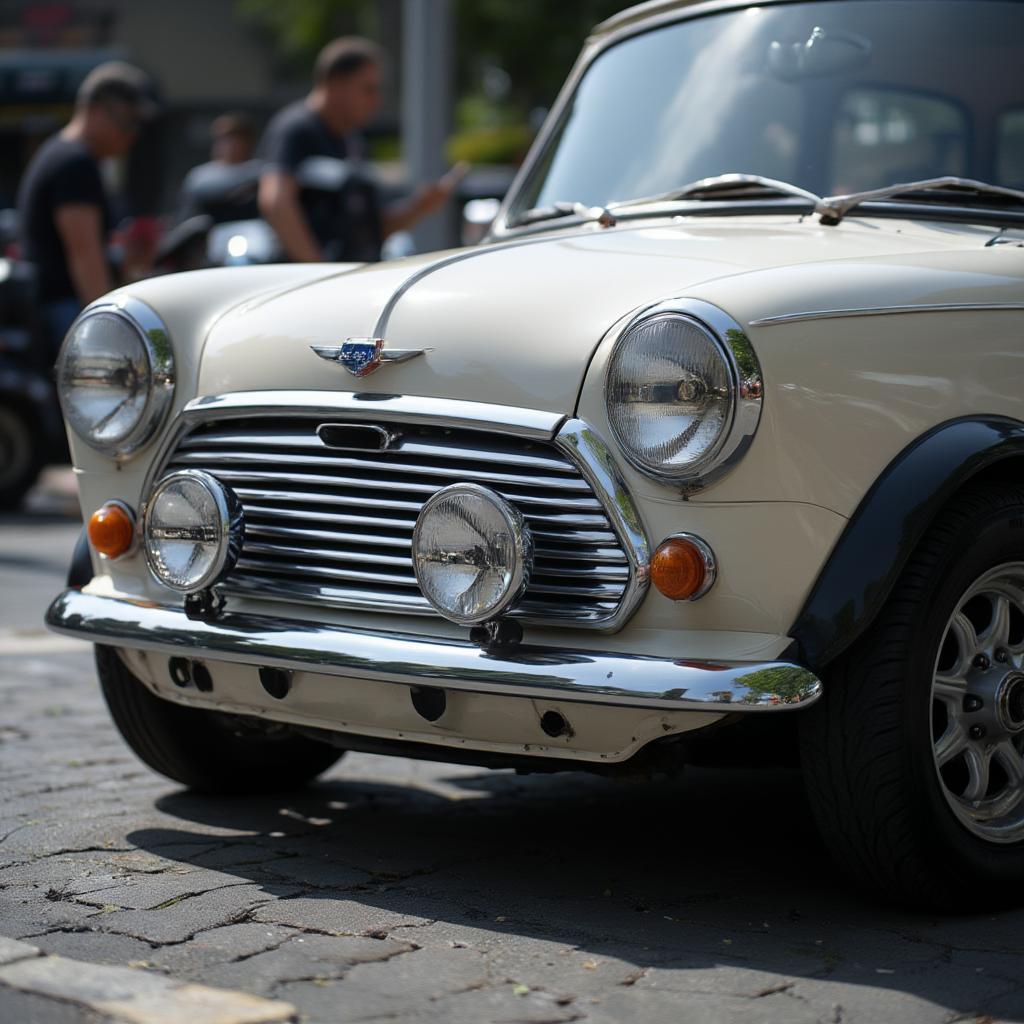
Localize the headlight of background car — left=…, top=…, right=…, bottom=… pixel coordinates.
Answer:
left=57, top=299, right=174, bottom=458
left=605, top=305, right=762, bottom=486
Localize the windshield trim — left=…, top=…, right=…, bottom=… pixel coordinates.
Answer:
left=497, top=198, right=1024, bottom=244
left=492, top=0, right=1024, bottom=240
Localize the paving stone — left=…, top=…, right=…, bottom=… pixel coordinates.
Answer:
left=0, top=953, right=297, bottom=1023
left=0, top=935, right=40, bottom=966
left=92, top=883, right=302, bottom=944
left=191, top=933, right=416, bottom=996
left=31, top=930, right=155, bottom=967
left=0, top=984, right=107, bottom=1024
left=149, top=922, right=301, bottom=974
left=252, top=896, right=431, bottom=936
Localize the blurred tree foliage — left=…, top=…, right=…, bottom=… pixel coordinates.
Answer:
left=236, top=0, right=627, bottom=162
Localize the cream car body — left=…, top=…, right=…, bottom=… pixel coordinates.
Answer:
left=46, top=0, right=1024, bottom=907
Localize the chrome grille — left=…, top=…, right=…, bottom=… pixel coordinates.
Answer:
left=163, top=415, right=632, bottom=624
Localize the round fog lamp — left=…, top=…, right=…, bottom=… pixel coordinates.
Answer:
left=144, top=470, right=242, bottom=592
left=413, top=483, right=533, bottom=625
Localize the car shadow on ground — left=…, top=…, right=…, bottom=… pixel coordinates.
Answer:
left=127, top=763, right=1024, bottom=1017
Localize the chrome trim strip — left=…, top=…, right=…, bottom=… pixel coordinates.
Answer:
left=555, top=419, right=650, bottom=631
left=749, top=303, right=1024, bottom=327
left=182, top=392, right=565, bottom=441
left=46, top=588, right=822, bottom=712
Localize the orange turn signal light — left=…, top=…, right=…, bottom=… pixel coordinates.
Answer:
left=87, top=502, right=135, bottom=560
left=651, top=534, right=716, bottom=601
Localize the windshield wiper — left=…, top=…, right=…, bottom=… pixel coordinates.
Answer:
left=610, top=173, right=822, bottom=211
left=512, top=200, right=617, bottom=228
left=815, top=176, right=1024, bottom=225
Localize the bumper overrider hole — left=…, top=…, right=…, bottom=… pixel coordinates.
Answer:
left=259, top=666, right=292, bottom=700
left=168, top=657, right=191, bottom=688
left=540, top=710, right=572, bottom=738
left=191, top=662, right=214, bottom=693
left=410, top=685, right=447, bottom=722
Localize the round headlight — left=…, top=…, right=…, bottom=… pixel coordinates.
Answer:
left=144, top=470, right=243, bottom=592
left=606, top=305, right=762, bottom=486
left=413, top=483, right=533, bottom=625
left=57, top=299, right=174, bottom=458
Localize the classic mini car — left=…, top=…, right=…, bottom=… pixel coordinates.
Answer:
left=46, top=0, right=1024, bottom=910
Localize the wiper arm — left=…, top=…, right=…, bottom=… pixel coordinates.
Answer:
left=816, top=176, right=1024, bottom=226
left=512, top=200, right=617, bottom=228
left=611, top=173, right=822, bottom=211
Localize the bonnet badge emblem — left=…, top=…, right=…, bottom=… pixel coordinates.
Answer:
left=311, top=338, right=425, bottom=378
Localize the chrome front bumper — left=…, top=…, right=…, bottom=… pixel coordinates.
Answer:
left=46, top=589, right=822, bottom=712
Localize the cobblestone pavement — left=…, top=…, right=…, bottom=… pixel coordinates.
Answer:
left=1, top=506, right=1023, bottom=1023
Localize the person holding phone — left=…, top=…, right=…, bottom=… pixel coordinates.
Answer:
left=258, top=36, right=463, bottom=263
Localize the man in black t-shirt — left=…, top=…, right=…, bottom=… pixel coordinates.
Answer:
left=17, top=61, right=155, bottom=357
left=258, top=37, right=454, bottom=263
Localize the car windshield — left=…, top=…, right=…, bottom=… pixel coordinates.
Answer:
left=507, top=0, right=1024, bottom=224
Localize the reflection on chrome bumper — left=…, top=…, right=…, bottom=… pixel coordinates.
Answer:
left=46, top=589, right=822, bottom=712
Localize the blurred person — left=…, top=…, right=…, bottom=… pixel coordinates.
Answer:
left=258, top=36, right=456, bottom=263
left=177, top=112, right=261, bottom=224
left=211, top=112, right=257, bottom=166
left=16, top=61, right=156, bottom=358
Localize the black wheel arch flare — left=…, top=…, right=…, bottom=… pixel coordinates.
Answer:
left=791, top=415, right=1024, bottom=671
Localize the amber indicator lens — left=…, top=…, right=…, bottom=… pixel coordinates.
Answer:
left=651, top=536, right=713, bottom=601
left=87, top=503, right=135, bottom=559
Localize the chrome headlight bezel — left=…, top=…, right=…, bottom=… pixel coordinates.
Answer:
left=143, top=469, right=243, bottom=593
left=56, top=297, right=175, bottom=460
left=604, top=299, right=763, bottom=489
left=412, top=482, right=534, bottom=626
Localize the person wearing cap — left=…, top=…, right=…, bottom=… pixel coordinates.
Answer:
left=16, top=60, right=155, bottom=357
left=176, top=112, right=261, bottom=225
left=258, top=36, right=456, bottom=263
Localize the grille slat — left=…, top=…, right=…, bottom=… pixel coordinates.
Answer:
left=181, top=469, right=606, bottom=513
left=166, top=416, right=632, bottom=624
left=180, top=431, right=576, bottom=474
left=171, top=448, right=592, bottom=493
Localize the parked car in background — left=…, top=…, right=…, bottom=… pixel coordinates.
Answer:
left=0, top=256, right=65, bottom=508
left=47, top=0, right=1024, bottom=911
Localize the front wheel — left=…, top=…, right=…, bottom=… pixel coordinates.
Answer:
left=801, top=484, right=1024, bottom=911
left=96, top=645, right=344, bottom=793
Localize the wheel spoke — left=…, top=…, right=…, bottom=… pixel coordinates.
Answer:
left=994, top=740, right=1024, bottom=790
left=949, top=611, right=981, bottom=669
left=934, top=723, right=968, bottom=766
left=933, top=673, right=967, bottom=702
left=1003, top=583, right=1024, bottom=653
left=983, top=595, right=1012, bottom=649
left=962, top=746, right=992, bottom=803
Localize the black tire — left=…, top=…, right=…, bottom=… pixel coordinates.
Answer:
left=800, top=483, right=1024, bottom=911
left=0, top=403, right=43, bottom=511
left=95, top=645, right=344, bottom=793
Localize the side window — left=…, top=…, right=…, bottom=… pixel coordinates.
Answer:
left=829, top=88, right=967, bottom=193
left=997, top=111, right=1024, bottom=189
